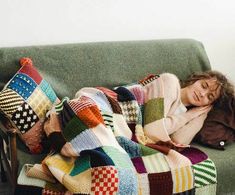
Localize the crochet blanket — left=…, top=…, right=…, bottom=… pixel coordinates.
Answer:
left=19, top=75, right=217, bottom=195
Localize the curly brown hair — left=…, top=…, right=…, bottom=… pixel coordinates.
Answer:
left=181, top=70, right=235, bottom=105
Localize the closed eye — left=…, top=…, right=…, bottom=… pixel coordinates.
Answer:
left=201, top=81, right=208, bottom=89
left=208, top=93, right=215, bottom=101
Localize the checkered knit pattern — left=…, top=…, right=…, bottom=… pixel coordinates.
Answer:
left=119, top=100, right=139, bottom=123
left=0, top=57, right=58, bottom=153
left=91, top=166, right=119, bottom=194
left=27, top=87, right=53, bottom=119
left=24, top=74, right=217, bottom=194
left=11, top=102, right=39, bottom=133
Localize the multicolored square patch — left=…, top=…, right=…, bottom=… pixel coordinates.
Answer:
left=0, top=58, right=58, bottom=153
left=91, top=166, right=118, bottom=194
left=11, top=102, right=38, bottom=133
left=27, top=87, right=53, bottom=119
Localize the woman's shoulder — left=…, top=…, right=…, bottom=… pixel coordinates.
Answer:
left=160, top=73, right=180, bottom=86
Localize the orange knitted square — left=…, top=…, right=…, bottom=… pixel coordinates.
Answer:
left=76, top=105, right=104, bottom=128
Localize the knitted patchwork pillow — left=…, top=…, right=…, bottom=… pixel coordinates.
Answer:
left=0, top=57, right=59, bottom=153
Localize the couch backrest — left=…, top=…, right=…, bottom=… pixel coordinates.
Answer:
left=0, top=39, right=211, bottom=98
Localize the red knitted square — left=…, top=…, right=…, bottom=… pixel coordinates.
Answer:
left=96, top=87, right=118, bottom=100
left=91, top=166, right=119, bottom=194
left=19, top=63, right=42, bottom=84
left=69, top=96, right=96, bottom=113
left=148, top=172, right=173, bottom=195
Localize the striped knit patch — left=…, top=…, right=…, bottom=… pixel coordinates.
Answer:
left=55, top=97, right=70, bottom=113
left=142, top=153, right=170, bottom=173
left=139, top=74, right=160, bottom=86
left=0, top=88, right=24, bottom=116
left=100, top=110, right=114, bottom=132
left=69, top=96, right=96, bottom=114
left=137, top=173, right=150, bottom=195
left=96, top=87, right=118, bottom=100
left=192, top=159, right=217, bottom=188
left=171, top=166, right=194, bottom=193
left=127, top=84, right=145, bottom=106
left=56, top=98, right=76, bottom=129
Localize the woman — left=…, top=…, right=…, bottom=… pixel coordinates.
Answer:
left=141, top=70, right=234, bottom=147
left=44, top=70, right=234, bottom=149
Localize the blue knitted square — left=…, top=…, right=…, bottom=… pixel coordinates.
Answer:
left=7, top=73, right=37, bottom=100
left=39, top=79, right=57, bottom=103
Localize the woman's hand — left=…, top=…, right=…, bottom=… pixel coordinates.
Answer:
left=43, top=113, right=61, bottom=137
left=186, top=105, right=212, bottom=120
left=169, top=140, right=190, bottom=148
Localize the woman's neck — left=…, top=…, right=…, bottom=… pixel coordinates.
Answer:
left=180, top=88, right=191, bottom=106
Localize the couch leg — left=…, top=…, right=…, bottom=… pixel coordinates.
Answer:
left=0, top=160, right=7, bottom=182
left=0, top=137, right=7, bottom=183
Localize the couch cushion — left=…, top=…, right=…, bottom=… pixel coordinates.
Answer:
left=0, top=39, right=211, bottom=99
left=0, top=58, right=58, bottom=153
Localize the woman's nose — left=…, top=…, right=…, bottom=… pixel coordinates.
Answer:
left=200, top=90, right=207, bottom=97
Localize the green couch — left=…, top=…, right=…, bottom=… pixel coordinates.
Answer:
left=0, top=39, right=234, bottom=194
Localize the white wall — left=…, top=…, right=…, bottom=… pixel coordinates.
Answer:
left=0, top=0, right=235, bottom=81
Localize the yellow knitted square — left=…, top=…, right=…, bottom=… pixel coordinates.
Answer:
left=171, top=166, right=194, bottom=193
left=27, top=87, right=52, bottom=119
left=142, top=153, right=170, bottom=173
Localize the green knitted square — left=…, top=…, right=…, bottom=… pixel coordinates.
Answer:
left=70, top=155, right=91, bottom=176
left=102, top=146, right=134, bottom=169
left=140, top=144, right=158, bottom=156
left=101, top=110, right=114, bottom=132
left=144, top=98, right=164, bottom=125
left=63, top=116, right=88, bottom=141
left=192, top=159, right=217, bottom=188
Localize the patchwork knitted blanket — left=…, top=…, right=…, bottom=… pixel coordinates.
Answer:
left=19, top=75, right=217, bottom=195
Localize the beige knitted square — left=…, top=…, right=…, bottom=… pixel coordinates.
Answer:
left=27, top=87, right=52, bottom=119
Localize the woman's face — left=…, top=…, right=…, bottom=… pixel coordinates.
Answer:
left=184, top=78, right=221, bottom=106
